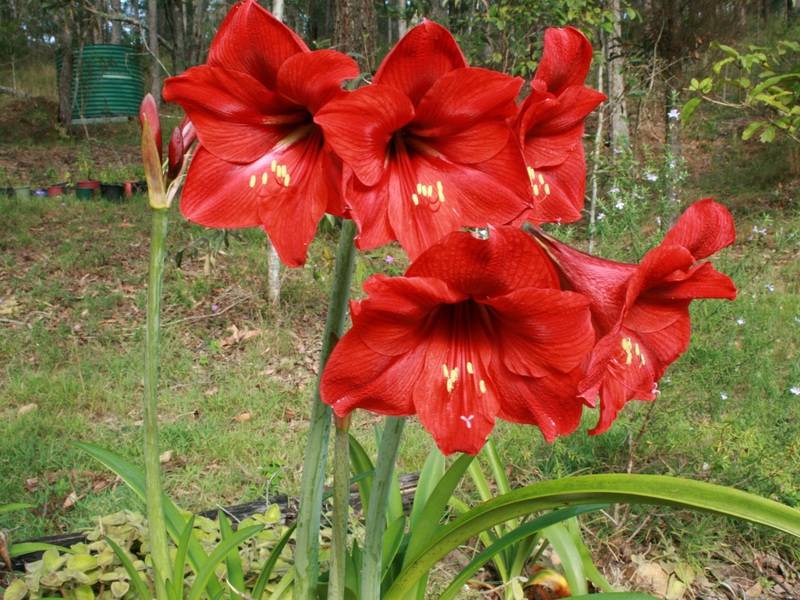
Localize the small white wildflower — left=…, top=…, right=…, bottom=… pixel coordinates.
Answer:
left=609, top=187, right=620, bottom=194
left=720, top=392, right=728, bottom=400
left=615, top=200, right=625, bottom=210
left=795, top=316, right=800, bottom=324
left=752, top=225, right=767, bottom=236
left=596, top=213, right=605, bottom=220
left=655, top=216, right=662, bottom=226
left=765, top=284, right=775, bottom=292
left=668, top=108, right=680, bottom=120
left=736, top=318, right=746, bottom=325
left=790, top=386, right=800, bottom=396
left=645, top=172, right=658, bottom=182
left=613, top=147, right=623, bottom=154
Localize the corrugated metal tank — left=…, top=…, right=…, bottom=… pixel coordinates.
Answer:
left=56, top=45, right=143, bottom=125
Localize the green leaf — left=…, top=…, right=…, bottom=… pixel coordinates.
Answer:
left=437, top=505, right=604, bottom=600
left=171, top=514, right=196, bottom=600
left=218, top=512, right=246, bottom=594
left=186, top=524, right=264, bottom=600
left=251, top=522, right=296, bottom=600
left=73, top=442, right=223, bottom=599
left=749, top=73, right=799, bottom=97
left=9, top=542, right=74, bottom=558
left=712, top=42, right=739, bottom=58
left=760, top=125, right=776, bottom=142
left=380, top=515, right=406, bottom=581
left=680, top=97, right=703, bottom=124
left=384, top=474, right=800, bottom=600
left=66, top=554, right=98, bottom=572
left=742, top=121, right=767, bottom=140
left=348, top=434, right=375, bottom=517
left=408, top=448, right=445, bottom=530
left=402, top=453, right=474, bottom=570
left=542, top=521, right=586, bottom=595
left=104, top=537, right=152, bottom=600
left=0, top=503, right=35, bottom=515
left=712, top=56, right=735, bottom=75
left=3, top=579, right=28, bottom=600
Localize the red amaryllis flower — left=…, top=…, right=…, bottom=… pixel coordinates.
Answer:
left=315, top=21, right=532, bottom=260
left=532, top=199, right=738, bottom=434
left=512, top=27, right=606, bottom=225
left=320, top=226, right=594, bottom=455
left=162, top=0, right=359, bottom=267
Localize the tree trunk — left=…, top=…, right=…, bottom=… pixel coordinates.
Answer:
left=110, top=0, right=123, bottom=44
left=148, top=0, right=161, bottom=106
left=267, top=0, right=286, bottom=305
left=333, top=0, right=378, bottom=72
left=189, top=0, right=210, bottom=67
left=607, top=0, right=629, bottom=150
left=57, top=13, right=74, bottom=126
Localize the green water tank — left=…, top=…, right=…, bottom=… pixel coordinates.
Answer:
left=56, top=45, right=144, bottom=125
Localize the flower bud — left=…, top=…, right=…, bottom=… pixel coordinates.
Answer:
left=139, top=94, right=162, bottom=162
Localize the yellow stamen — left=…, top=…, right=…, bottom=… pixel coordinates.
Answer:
left=442, top=364, right=449, bottom=378
left=271, top=160, right=277, bottom=172
left=437, top=181, right=445, bottom=202
left=416, top=183, right=423, bottom=194
left=446, top=379, right=453, bottom=393
left=544, top=183, right=551, bottom=195
left=262, top=172, right=268, bottom=185
left=412, top=194, right=420, bottom=206
left=249, top=175, right=256, bottom=188
left=533, top=185, right=540, bottom=196
left=479, top=380, right=487, bottom=394
left=284, top=173, right=290, bottom=187
left=466, top=362, right=473, bottom=374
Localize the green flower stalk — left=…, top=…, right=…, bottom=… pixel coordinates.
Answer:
left=139, top=94, right=194, bottom=599
left=295, top=219, right=357, bottom=600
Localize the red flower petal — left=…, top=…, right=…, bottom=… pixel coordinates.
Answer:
left=383, top=137, right=531, bottom=259
left=321, top=331, right=419, bottom=417
left=483, top=288, right=593, bottom=377
left=410, top=68, right=522, bottom=140
left=163, top=65, right=305, bottom=164
left=353, top=274, right=467, bottom=356
left=374, top=19, right=468, bottom=105
left=206, top=0, right=307, bottom=89
left=180, top=129, right=335, bottom=267
left=515, top=149, right=588, bottom=224
left=276, top=50, right=359, bottom=114
left=661, top=198, right=737, bottom=259
left=494, top=367, right=586, bottom=442
left=315, top=85, right=416, bottom=187
left=407, top=227, right=559, bottom=295
left=534, top=27, right=594, bottom=96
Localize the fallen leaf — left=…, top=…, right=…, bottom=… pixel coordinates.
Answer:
left=0, top=530, right=12, bottom=572
left=160, top=450, right=173, bottom=464
left=62, top=491, right=83, bottom=510
left=233, top=412, right=252, bottom=422
left=0, top=298, right=21, bottom=315
left=204, top=386, right=219, bottom=396
left=221, top=325, right=262, bottom=347
left=18, top=403, right=38, bottom=414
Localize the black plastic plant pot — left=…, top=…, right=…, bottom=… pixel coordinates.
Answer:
left=101, top=183, right=126, bottom=202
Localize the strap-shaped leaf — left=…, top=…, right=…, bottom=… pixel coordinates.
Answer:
left=385, top=474, right=800, bottom=599
left=186, top=524, right=264, bottom=600
left=438, top=505, right=605, bottom=600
